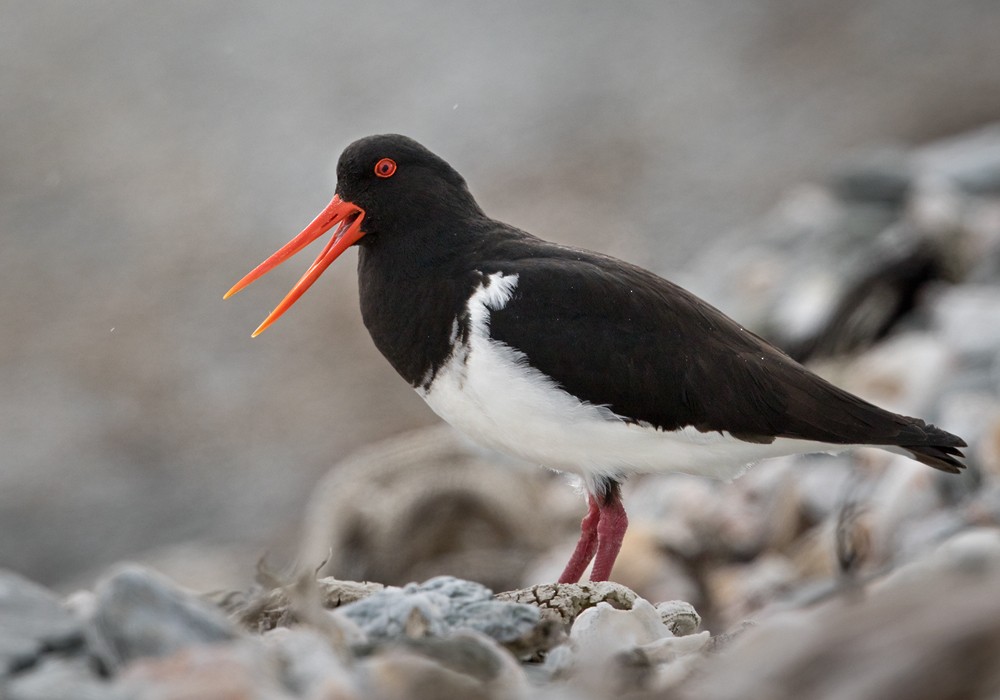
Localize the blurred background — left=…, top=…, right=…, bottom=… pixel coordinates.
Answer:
left=3, top=0, right=1000, bottom=594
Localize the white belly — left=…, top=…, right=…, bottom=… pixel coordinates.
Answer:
left=418, top=272, right=850, bottom=489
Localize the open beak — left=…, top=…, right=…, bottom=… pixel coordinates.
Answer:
left=224, top=194, right=366, bottom=337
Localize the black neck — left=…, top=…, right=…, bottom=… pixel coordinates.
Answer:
left=356, top=215, right=497, bottom=387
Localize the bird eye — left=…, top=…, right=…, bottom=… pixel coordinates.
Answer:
left=374, top=158, right=397, bottom=178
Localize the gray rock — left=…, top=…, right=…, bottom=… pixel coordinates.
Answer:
left=262, top=627, right=357, bottom=698
left=0, top=570, right=83, bottom=675
left=336, top=576, right=539, bottom=646
left=87, top=564, right=239, bottom=672
left=828, top=147, right=913, bottom=206
left=394, top=630, right=528, bottom=688
left=4, top=657, right=122, bottom=700
left=916, top=123, right=1000, bottom=195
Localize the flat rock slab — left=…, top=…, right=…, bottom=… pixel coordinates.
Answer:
left=495, top=582, right=648, bottom=625
left=500, top=582, right=704, bottom=638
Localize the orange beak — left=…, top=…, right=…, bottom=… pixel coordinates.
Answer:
left=224, top=194, right=366, bottom=337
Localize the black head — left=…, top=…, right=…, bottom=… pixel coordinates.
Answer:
left=335, top=134, right=483, bottom=234
left=224, top=134, right=485, bottom=336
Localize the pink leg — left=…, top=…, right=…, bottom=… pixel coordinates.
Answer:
left=558, top=485, right=630, bottom=583
left=558, top=495, right=601, bottom=583
left=589, top=492, right=628, bottom=581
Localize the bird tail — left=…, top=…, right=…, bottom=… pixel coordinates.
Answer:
left=897, top=422, right=966, bottom=473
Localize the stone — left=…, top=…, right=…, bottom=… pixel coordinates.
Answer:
left=495, top=581, right=638, bottom=627
left=261, top=627, right=358, bottom=699
left=336, top=576, right=540, bottom=647
left=828, top=147, right=913, bottom=206
left=656, top=600, right=702, bottom=637
left=0, top=570, right=83, bottom=675
left=875, top=527, right=1000, bottom=593
left=915, top=123, right=1000, bottom=195
left=87, top=564, right=239, bottom=672
left=112, top=640, right=292, bottom=700
left=930, top=284, right=1000, bottom=358
left=546, top=599, right=709, bottom=694
left=389, top=630, right=529, bottom=694
left=4, top=657, right=121, bottom=700
left=682, top=533, right=1000, bottom=700
left=357, top=649, right=493, bottom=700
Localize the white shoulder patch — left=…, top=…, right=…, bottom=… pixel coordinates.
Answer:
left=468, top=272, right=519, bottom=328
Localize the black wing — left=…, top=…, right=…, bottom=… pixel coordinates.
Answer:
left=485, top=243, right=965, bottom=472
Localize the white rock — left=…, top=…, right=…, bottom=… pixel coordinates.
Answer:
left=571, top=599, right=673, bottom=651
left=655, top=600, right=702, bottom=636
left=547, top=598, right=709, bottom=692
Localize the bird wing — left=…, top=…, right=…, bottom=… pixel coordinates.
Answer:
left=484, top=245, right=963, bottom=469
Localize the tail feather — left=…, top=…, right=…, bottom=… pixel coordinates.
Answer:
left=897, top=420, right=966, bottom=473
left=903, top=443, right=966, bottom=473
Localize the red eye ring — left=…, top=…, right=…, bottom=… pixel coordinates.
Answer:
left=374, top=158, right=397, bottom=178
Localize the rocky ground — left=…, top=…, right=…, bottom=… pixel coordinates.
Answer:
left=3, top=539, right=1000, bottom=699
left=3, top=123, right=1000, bottom=699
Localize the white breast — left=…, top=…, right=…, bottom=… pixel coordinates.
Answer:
left=418, top=272, right=851, bottom=490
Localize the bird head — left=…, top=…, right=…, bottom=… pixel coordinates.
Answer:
left=224, top=134, right=477, bottom=336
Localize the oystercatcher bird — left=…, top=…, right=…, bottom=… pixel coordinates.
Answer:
left=226, top=134, right=966, bottom=583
